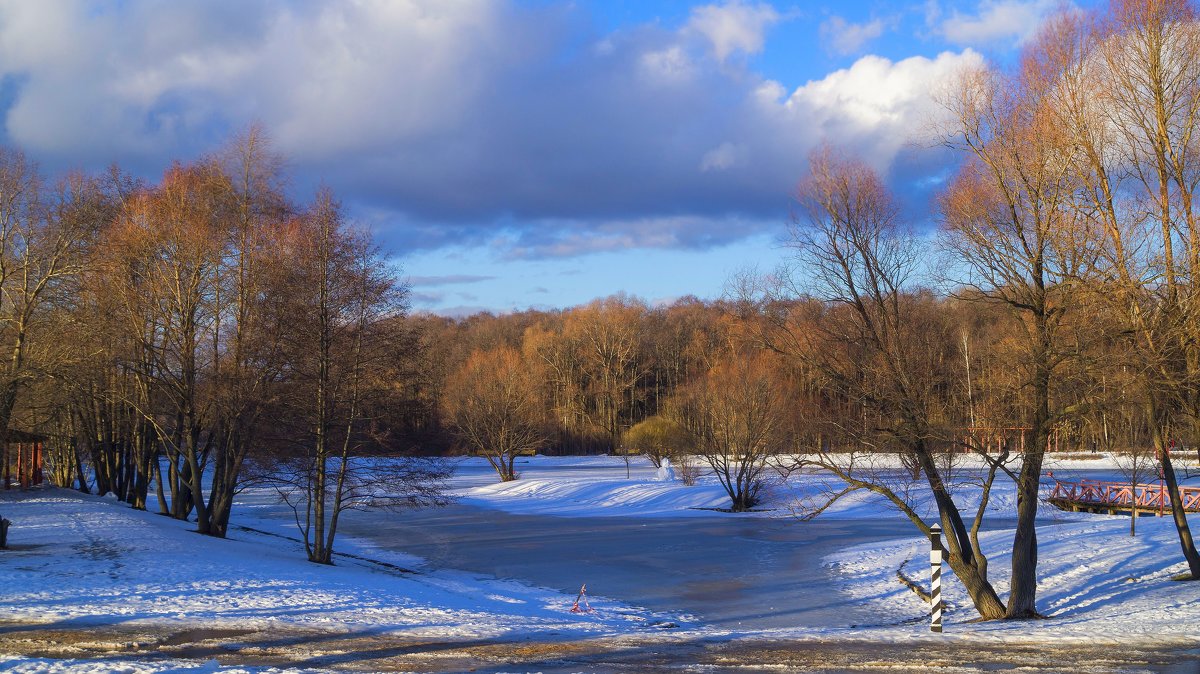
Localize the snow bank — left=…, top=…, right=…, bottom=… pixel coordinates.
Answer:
left=447, top=453, right=1113, bottom=520
left=0, top=489, right=678, bottom=639
left=824, top=513, right=1200, bottom=645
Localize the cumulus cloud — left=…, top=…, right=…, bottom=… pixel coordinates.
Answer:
left=931, top=0, right=1065, bottom=47
left=684, top=1, right=780, bottom=61
left=0, top=0, right=502, bottom=167
left=779, top=50, right=986, bottom=172
left=639, top=45, right=696, bottom=84
left=820, top=16, right=888, bottom=55
left=0, top=1, right=983, bottom=261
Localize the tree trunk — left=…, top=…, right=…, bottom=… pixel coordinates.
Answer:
left=152, top=453, right=167, bottom=514
left=915, top=446, right=1007, bottom=619
left=1159, top=445, right=1200, bottom=578
left=1006, top=333, right=1051, bottom=619
left=74, top=445, right=90, bottom=494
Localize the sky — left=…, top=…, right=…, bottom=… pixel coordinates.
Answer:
left=0, top=0, right=1100, bottom=316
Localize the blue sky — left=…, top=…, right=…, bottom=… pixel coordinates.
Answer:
left=0, top=1, right=1098, bottom=315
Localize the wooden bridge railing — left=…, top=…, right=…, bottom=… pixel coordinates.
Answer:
left=1046, top=476, right=1200, bottom=513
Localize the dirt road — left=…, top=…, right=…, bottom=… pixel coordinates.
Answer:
left=3, top=621, right=1198, bottom=672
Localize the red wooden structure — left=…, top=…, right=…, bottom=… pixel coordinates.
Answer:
left=1046, top=475, right=1200, bottom=515
left=2, top=431, right=47, bottom=490
left=961, top=426, right=1071, bottom=454
left=963, top=426, right=1030, bottom=453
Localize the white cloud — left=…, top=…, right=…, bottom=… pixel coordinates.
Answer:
left=685, top=1, right=780, bottom=61
left=934, top=0, right=1065, bottom=46
left=639, top=45, right=695, bottom=84
left=700, top=142, right=747, bottom=172
left=923, top=0, right=943, bottom=29
left=775, top=50, right=986, bottom=174
left=820, top=16, right=888, bottom=56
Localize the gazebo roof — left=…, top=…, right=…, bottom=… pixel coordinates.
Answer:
left=6, top=430, right=47, bottom=443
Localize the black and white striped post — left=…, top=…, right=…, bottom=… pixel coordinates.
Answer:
left=929, top=523, right=944, bottom=633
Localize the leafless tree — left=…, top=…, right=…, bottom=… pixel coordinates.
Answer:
left=759, top=145, right=1009, bottom=619
left=934, top=17, right=1094, bottom=613
left=1044, top=0, right=1200, bottom=576
left=443, top=345, right=546, bottom=482
left=677, top=353, right=784, bottom=511
left=269, top=190, right=448, bottom=564
left=0, top=150, right=105, bottom=493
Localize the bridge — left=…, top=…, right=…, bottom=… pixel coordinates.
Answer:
left=1046, top=476, right=1200, bottom=516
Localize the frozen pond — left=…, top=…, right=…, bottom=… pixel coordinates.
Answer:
left=336, top=504, right=919, bottom=630
left=238, top=456, right=1098, bottom=632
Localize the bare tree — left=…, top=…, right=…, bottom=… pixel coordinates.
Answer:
left=1045, top=0, right=1200, bottom=576
left=0, top=150, right=104, bottom=492
left=205, top=126, right=292, bottom=537
left=100, top=162, right=231, bottom=530
left=934, top=18, right=1093, bottom=613
left=270, top=190, right=447, bottom=564
left=759, top=145, right=1009, bottom=619
left=680, top=353, right=784, bottom=511
left=443, top=346, right=545, bottom=482
left=1116, top=446, right=1159, bottom=536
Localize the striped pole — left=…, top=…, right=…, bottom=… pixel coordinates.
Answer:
left=930, top=523, right=944, bottom=633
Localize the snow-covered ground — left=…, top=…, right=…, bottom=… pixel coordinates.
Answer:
left=3, top=452, right=1200, bottom=671
left=0, top=483, right=682, bottom=673
left=449, top=452, right=1104, bottom=519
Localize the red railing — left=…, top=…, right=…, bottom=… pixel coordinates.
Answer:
left=1046, top=476, right=1200, bottom=513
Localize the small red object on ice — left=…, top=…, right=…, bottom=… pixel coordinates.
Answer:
left=570, top=584, right=593, bottom=613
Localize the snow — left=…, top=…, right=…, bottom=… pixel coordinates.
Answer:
left=654, top=458, right=676, bottom=482
left=0, top=486, right=683, bottom=672
left=4, top=452, right=1200, bottom=671
left=0, top=656, right=270, bottom=673
left=451, top=455, right=754, bottom=516
left=827, top=514, right=1200, bottom=645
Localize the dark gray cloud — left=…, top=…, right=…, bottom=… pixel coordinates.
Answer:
left=407, top=274, right=497, bottom=287
left=496, top=214, right=778, bottom=259
left=409, top=290, right=445, bottom=307
left=0, top=1, right=983, bottom=259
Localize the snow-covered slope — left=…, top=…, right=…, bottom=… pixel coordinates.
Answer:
left=0, top=489, right=675, bottom=637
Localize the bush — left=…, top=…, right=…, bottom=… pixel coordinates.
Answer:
left=622, top=416, right=694, bottom=468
